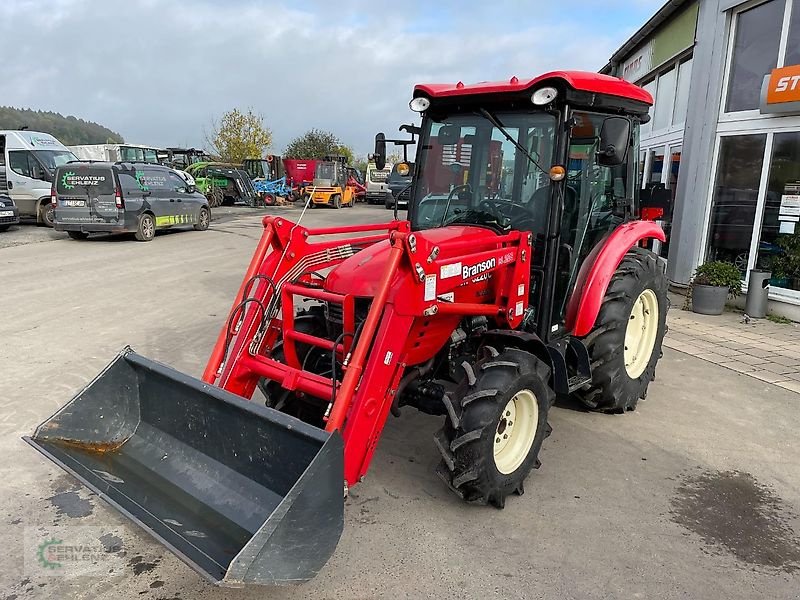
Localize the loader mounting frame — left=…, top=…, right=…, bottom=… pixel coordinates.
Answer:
left=203, top=215, right=532, bottom=485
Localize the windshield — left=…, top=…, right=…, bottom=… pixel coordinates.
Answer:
left=33, top=150, right=77, bottom=173
left=143, top=148, right=159, bottom=163
left=314, top=162, right=338, bottom=185
left=410, top=110, right=557, bottom=232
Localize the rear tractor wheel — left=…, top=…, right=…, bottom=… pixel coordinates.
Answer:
left=207, top=188, right=223, bottom=208
left=332, top=194, right=341, bottom=209
left=574, top=247, right=668, bottom=413
left=435, top=347, right=554, bottom=508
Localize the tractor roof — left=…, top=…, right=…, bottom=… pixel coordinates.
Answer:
left=414, top=70, right=653, bottom=106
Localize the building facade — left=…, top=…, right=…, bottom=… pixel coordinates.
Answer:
left=604, top=0, right=800, bottom=318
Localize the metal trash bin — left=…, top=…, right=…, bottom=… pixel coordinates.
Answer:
left=745, top=270, right=771, bottom=318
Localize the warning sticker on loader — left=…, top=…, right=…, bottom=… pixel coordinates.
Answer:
left=424, top=274, right=437, bottom=301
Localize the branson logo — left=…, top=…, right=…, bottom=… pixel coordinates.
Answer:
left=463, top=257, right=496, bottom=279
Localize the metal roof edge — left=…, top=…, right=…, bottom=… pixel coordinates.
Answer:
left=606, top=0, right=693, bottom=66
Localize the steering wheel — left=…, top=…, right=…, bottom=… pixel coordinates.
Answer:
left=441, top=184, right=472, bottom=215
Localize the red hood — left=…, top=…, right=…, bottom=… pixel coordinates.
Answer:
left=325, top=225, right=501, bottom=298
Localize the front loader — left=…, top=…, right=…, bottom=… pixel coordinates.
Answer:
left=27, top=71, right=668, bottom=586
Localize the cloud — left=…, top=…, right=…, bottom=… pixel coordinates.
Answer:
left=0, top=0, right=659, bottom=156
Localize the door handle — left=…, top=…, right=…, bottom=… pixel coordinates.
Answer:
left=169, top=199, right=175, bottom=202
left=6, top=181, right=12, bottom=189
left=177, top=199, right=182, bottom=202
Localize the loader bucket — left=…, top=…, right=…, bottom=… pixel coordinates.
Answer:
left=24, top=348, right=344, bottom=586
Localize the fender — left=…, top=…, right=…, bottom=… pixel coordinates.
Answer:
left=566, top=220, right=665, bottom=338
left=480, top=329, right=557, bottom=384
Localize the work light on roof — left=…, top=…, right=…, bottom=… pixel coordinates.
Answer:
left=531, top=86, right=558, bottom=106
left=409, top=96, right=431, bottom=112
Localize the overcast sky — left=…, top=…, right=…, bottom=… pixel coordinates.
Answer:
left=1, top=0, right=663, bottom=157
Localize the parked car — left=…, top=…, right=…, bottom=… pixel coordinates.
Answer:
left=0, top=194, right=20, bottom=231
left=52, top=162, right=210, bottom=242
left=0, top=130, right=77, bottom=226
left=385, top=162, right=414, bottom=209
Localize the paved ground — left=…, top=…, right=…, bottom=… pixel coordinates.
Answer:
left=2, top=205, right=799, bottom=600
left=666, top=306, right=800, bottom=394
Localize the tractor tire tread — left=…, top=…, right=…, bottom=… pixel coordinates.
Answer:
left=574, top=247, right=668, bottom=412
left=435, top=347, right=554, bottom=508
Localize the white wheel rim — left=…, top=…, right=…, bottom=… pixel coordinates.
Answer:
left=493, top=389, right=539, bottom=475
left=624, top=289, right=659, bottom=379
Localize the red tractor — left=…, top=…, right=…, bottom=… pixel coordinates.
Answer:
left=28, top=71, right=667, bottom=586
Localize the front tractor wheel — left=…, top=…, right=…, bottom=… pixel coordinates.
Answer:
left=575, top=247, right=668, bottom=413
left=435, top=347, right=554, bottom=508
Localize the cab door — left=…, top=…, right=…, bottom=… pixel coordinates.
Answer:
left=167, top=170, right=195, bottom=225
left=6, top=150, right=42, bottom=215
left=139, top=167, right=173, bottom=226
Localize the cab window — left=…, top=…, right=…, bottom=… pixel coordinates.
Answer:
left=168, top=171, right=187, bottom=191
left=9, top=151, right=39, bottom=178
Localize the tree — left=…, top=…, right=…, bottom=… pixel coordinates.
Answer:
left=386, top=151, right=405, bottom=165
left=207, top=108, right=272, bottom=164
left=335, top=144, right=354, bottom=165
left=285, top=129, right=352, bottom=161
left=351, top=155, right=368, bottom=176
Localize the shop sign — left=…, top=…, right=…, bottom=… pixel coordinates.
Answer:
left=621, top=40, right=653, bottom=83
left=760, top=65, right=800, bottom=115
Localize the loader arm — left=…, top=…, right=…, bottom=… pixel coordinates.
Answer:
left=205, top=216, right=531, bottom=485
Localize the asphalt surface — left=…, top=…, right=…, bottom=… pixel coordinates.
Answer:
left=2, top=203, right=799, bottom=599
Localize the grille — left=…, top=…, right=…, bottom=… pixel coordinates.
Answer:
left=0, top=215, right=17, bottom=224
left=325, top=301, right=344, bottom=324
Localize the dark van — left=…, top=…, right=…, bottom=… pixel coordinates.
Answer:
left=385, top=162, right=413, bottom=209
left=53, top=162, right=210, bottom=242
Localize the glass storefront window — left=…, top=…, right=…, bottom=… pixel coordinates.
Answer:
left=641, top=79, right=656, bottom=136
left=725, top=0, right=784, bottom=113
left=707, top=134, right=767, bottom=272
left=785, top=0, right=800, bottom=66
left=755, top=132, right=800, bottom=291
left=649, top=147, right=665, bottom=184
left=653, top=67, right=677, bottom=130
left=672, top=58, right=693, bottom=126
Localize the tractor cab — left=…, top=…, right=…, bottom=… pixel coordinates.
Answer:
left=243, top=156, right=283, bottom=181
left=374, top=72, right=651, bottom=338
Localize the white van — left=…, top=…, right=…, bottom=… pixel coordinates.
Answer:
left=0, top=131, right=77, bottom=225
left=68, top=144, right=161, bottom=165
left=365, top=160, right=392, bottom=204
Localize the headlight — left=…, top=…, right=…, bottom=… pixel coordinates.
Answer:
left=531, top=86, right=558, bottom=106
left=409, top=96, right=431, bottom=112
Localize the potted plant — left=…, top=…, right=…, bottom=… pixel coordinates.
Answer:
left=771, top=234, right=800, bottom=291
left=690, top=261, right=743, bottom=315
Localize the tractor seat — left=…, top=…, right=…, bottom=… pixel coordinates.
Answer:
left=527, top=185, right=578, bottom=238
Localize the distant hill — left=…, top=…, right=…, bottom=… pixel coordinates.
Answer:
left=0, top=106, right=123, bottom=145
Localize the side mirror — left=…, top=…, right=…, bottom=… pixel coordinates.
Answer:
left=186, top=184, right=196, bottom=194
left=374, top=133, right=386, bottom=171
left=598, top=117, right=630, bottom=166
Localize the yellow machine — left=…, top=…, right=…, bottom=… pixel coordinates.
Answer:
left=310, top=157, right=356, bottom=209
